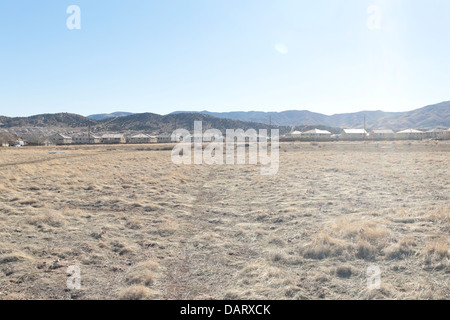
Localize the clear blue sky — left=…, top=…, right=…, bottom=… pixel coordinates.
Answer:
left=1, top=0, right=449, bottom=117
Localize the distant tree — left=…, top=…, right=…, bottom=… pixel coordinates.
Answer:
left=21, top=132, right=48, bottom=145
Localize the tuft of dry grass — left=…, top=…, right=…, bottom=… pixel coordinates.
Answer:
left=269, top=251, right=303, bottom=265
left=301, top=233, right=348, bottom=260
left=0, top=252, right=32, bottom=265
left=428, top=207, right=450, bottom=224
left=383, top=237, right=416, bottom=260
left=336, top=265, right=353, bottom=278
left=126, top=270, right=155, bottom=286
left=24, top=210, right=66, bottom=228
left=125, top=261, right=159, bottom=286
left=334, top=218, right=391, bottom=249
left=268, top=236, right=286, bottom=247
left=118, top=285, right=160, bottom=300
left=356, top=240, right=377, bottom=260
left=424, top=237, right=448, bottom=262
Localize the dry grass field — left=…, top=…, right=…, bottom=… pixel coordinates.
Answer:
left=0, top=141, right=448, bottom=300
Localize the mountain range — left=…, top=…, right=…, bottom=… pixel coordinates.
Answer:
left=171, top=101, right=450, bottom=130
left=0, top=101, right=448, bottom=133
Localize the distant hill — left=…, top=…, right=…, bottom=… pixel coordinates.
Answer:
left=173, top=101, right=450, bottom=130
left=390, top=102, right=450, bottom=129
left=0, top=112, right=294, bottom=134
left=0, top=113, right=94, bottom=128
left=94, top=112, right=291, bottom=134
left=87, top=112, right=135, bottom=121
left=172, top=110, right=329, bottom=127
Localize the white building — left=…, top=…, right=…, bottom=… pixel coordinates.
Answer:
left=301, top=129, right=332, bottom=140
left=285, top=131, right=302, bottom=140
left=101, top=134, right=126, bottom=144
left=442, top=129, right=450, bottom=140
left=129, top=134, right=157, bottom=144
left=369, top=129, right=395, bottom=140
left=426, top=128, right=445, bottom=139
left=341, top=129, right=368, bottom=140
left=396, top=129, right=427, bottom=140
left=72, top=134, right=102, bottom=144
left=157, top=134, right=173, bottom=143
left=50, top=133, right=73, bottom=145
